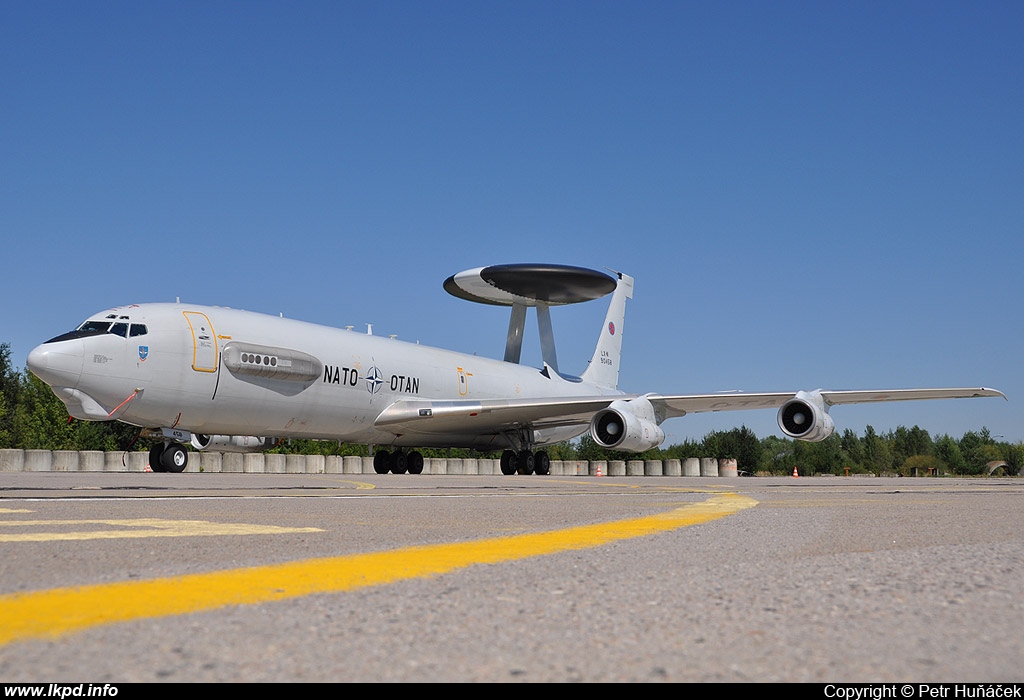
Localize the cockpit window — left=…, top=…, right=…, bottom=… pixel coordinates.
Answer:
left=43, top=320, right=140, bottom=344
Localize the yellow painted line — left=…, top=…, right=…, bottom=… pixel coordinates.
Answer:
left=0, top=518, right=322, bottom=542
left=0, top=493, right=757, bottom=646
left=337, top=479, right=376, bottom=490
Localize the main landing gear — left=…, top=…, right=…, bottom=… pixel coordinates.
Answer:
left=371, top=449, right=550, bottom=475
left=500, top=450, right=550, bottom=476
left=373, top=450, right=425, bottom=474
left=149, top=442, right=188, bottom=473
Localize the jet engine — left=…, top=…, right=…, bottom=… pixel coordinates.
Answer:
left=777, top=390, right=835, bottom=442
left=190, top=434, right=270, bottom=453
left=590, top=397, right=666, bottom=452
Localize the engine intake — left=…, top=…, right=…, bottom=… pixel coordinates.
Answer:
left=777, top=390, right=835, bottom=442
left=590, top=397, right=666, bottom=453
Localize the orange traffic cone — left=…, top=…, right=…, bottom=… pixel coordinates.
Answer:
left=792, top=466, right=799, bottom=478
left=595, top=462, right=603, bottom=477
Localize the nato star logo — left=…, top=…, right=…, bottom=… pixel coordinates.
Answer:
left=365, top=366, right=384, bottom=394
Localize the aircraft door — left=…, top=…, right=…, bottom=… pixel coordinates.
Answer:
left=457, top=367, right=472, bottom=396
left=183, top=311, right=218, bottom=372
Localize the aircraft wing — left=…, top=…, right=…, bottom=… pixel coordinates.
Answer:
left=373, top=387, right=1004, bottom=438
left=374, top=395, right=631, bottom=436
left=648, top=387, right=1007, bottom=419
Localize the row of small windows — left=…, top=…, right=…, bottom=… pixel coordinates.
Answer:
left=241, top=353, right=278, bottom=367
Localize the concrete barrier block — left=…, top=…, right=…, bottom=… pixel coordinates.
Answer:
left=52, top=450, right=79, bottom=472
left=700, top=457, right=719, bottom=477
left=196, top=451, right=219, bottom=472
left=24, top=449, right=53, bottom=472
left=664, top=458, right=681, bottom=476
left=719, top=458, right=739, bottom=477
left=79, top=451, right=104, bottom=472
left=265, top=453, right=286, bottom=473
left=127, top=452, right=149, bottom=472
left=305, top=454, right=325, bottom=474
left=285, top=455, right=305, bottom=474
left=644, top=460, right=663, bottom=476
left=683, top=458, right=700, bottom=476
left=237, top=453, right=259, bottom=473
left=0, top=449, right=24, bottom=472
left=104, top=452, right=127, bottom=471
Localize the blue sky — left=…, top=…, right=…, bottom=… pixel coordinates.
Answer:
left=2, top=1, right=1020, bottom=444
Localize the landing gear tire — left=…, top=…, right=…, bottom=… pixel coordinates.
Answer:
left=373, top=451, right=390, bottom=474
left=533, top=450, right=550, bottom=475
left=516, top=450, right=535, bottom=475
left=500, top=450, right=517, bottom=475
left=160, top=443, right=188, bottom=473
left=407, top=451, right=424, bottom=474
left=149, top=443, right=167, bottom=473
left=391, top=451, right=408, bottom=474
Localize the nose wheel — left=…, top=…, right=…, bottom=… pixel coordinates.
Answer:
left=148, top=442, right=189, bottom=473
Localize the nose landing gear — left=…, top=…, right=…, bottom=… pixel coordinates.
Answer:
left=148, top=442, right=188, bottom=473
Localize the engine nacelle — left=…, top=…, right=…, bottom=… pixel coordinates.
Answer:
left=777, top=390, right=835, bottom=442
left=190, top=434, right=270, bottom=453
left=590, top=397, right=666, bottom=453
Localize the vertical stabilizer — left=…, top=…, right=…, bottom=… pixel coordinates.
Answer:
left=580, top=272, right=633, bottom=390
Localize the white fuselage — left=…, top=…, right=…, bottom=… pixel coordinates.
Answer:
left=28, top=303, right=621, bottom=450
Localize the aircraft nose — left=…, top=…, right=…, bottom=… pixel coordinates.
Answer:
left=27, top=340, right=84, bottom=389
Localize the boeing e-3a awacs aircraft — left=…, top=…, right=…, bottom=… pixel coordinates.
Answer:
left=27, top=264, right=1005, bottom=474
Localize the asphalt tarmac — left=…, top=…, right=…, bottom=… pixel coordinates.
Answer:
left=0, top=473, right=1021, bottom=682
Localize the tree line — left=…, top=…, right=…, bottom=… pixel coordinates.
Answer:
left=3, top=343, right=1019, bottom=475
